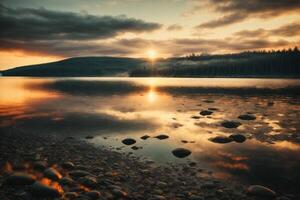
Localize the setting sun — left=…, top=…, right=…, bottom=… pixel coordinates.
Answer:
left=146, top=49, right=158, bottom=61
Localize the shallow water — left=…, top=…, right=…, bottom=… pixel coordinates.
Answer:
left=1, top=77, right=300, bottom=196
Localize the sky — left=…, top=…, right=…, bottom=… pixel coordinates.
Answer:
left=0, top=0, right=300, bottom=70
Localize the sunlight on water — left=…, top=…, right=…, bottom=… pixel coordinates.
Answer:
left=1, top=77, right=300, bottom=195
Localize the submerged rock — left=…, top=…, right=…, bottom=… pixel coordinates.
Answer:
left=30, top=182, right=61, bottom=198
left=140, top=135, right=150, bottom=140
left=247, top=185, right=276, bottom=198
left=221, top=121, right=241, bottom=128
left=154, top=134, right=169, bottom=140
left=229, top=134, right=247, bottom=143
left=238, top=114, right=256, bottom=120
left=44, top=168, right=62, bottom=181
left=200, top=110, right=213, bottom=116
left=85, top=136, right=94, bottom=139
left=122, top=138, right=136, bottom=145
left=6, top=172, right=36, bottom=186
left=171, top=148, right=191, bottom=158
left=209, top=136, right=233, bottom=144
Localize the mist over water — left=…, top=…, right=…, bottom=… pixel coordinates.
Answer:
left=1, top=77, right=300, bottom=196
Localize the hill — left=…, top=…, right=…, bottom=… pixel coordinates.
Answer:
left=1, top=57, right=146, bottom=77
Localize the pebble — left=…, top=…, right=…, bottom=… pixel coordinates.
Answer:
left=209, top=136, right=233, bottom=144
left=44, top=167, right=62, bottom=181
left=141, top=135, right=150, bottom=140
left=200, top=110, right=213, bottom=116
left=229, top=134, right=247, bottom=143
left=33, top=161, right=47, bottom=171
left=30, top=182, right=61, bottom=198
left=86, top=190, right=101, bottom=199
left=171, top=148, right=191, bottom=158
left=6, top=172, right=36, bottom=186
left=69, top=170, right=91, bottom=178
left=122, top=138, right=136, bottom=145
left=61, top=161, right=75, bottom=170
left=154, top=134, right=169, bottom=140
left=221, top=121, right=241, bottom=128
left=238, top=114, right=256, bottom=120
left=78, top=176, right=97, bottom=188
left=247, top=185, right=276, bottom=198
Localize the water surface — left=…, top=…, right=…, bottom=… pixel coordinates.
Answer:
left=1, top=77, right=300, bottom=196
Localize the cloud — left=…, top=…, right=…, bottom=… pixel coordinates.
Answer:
left=195, top=0, right=300, bottom=28
left=167, top=24, right=183, bottom=31
left=0, top=4, right=161, bottom=41
left=234, top=21, right=300, bottom=38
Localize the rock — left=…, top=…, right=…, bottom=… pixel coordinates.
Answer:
left=141, top=135, right=150, bottom=140
left=112, top=188, right=127, bottom=198
left=33, top=161, right=47, bottom=171
left=30, top=182, right=61, bottom=198
left=191, top=116, right=201, bottom=119
left=154, top=134, right=169, bottom=140
left=247, top=185, right=276, bottom=198
left=59, top=177, right=75, bottom=186
left=229, top=134, right=247, bottom=143
left=85, top=136, right=94, bottom=139
left=86, top=190, right=101, bottom=200
left=221, top=121, right=241, bottom=128
left=44, top=168, right=62, bottom=181
left=238, top=114, right=256, bottom=120
left=78, top=176, right=97, bottom=188
left=61, top=161, right=75, bottom=170
left=200, top=110, right=213, bottom=116
left=122, top=138, right=136, bottom=145
left=209, top=136, right=233, bottom=144
left=181, top=140, right=188, bottom=143
left=64, top=192, right=78, bottom=199
left=208, top=107, right=219, bottom=111
left=131, top=146, right=142, bottom=150
left=6, top=172, right=36, bottom=186
left=171, top=148, right=191, bottom=158
left=203, top=100, right=214, bottom=103
left=69, top=170, right=91, bottom=178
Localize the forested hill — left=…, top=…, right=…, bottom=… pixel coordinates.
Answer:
left=130, top=47, right=300, bottom=78
left=1, top=48, right=300, bottom=78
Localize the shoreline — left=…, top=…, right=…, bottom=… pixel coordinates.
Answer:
left=0, top=128, right=289, bottom=200
left=0, top=128, right=257, bottom=200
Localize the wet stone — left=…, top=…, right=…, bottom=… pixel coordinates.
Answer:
left=61, top=161, right=75, bottom=170
left=238, top=114, right=256, bottom=120
left=64, top=192, right=78, bottom=199
left=209, top=136, right=233, bottom=144
left=33, top=161, right=47, bottom=171
left=172, top=148, right=192, bottom=158
left=154, top=134, right=169, bottom=140
left=44, top=167, right=62, bottom=181
left=122, top=138, right=136, bottom=145
left=30, top=182, right=61, bottom=198
left=68, top=170, right=91, bottom=178
left=86, top=190, right=101, bottom=200
left=200, top=110, right=213, bottom=116
left=112, top=188, right=127, bottom=198
left=6, top=172, right=36, bottom=186
left=140, top=135, right=150, bottom=140
left=229, top=134, right=247, bottom=143
left=78, top=176, right=97, bottom=188
left=221, top=121, right=241, bottom=128
left=247, top=185, right=276, bottom=198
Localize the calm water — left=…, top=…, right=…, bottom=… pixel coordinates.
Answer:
left=1, top=77, right=300, bottom=196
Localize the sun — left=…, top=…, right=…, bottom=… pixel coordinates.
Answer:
left=146, top=49, right=158, bottom=61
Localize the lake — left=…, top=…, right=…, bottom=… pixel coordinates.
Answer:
left=1, top=77, right=300, bottom=197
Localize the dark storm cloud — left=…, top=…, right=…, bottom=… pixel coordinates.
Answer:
left=0, top=4, right=161, bottom=41
left=196, top=0, right=300, bottom=28
left=234, top=21, right=300, bottom=38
